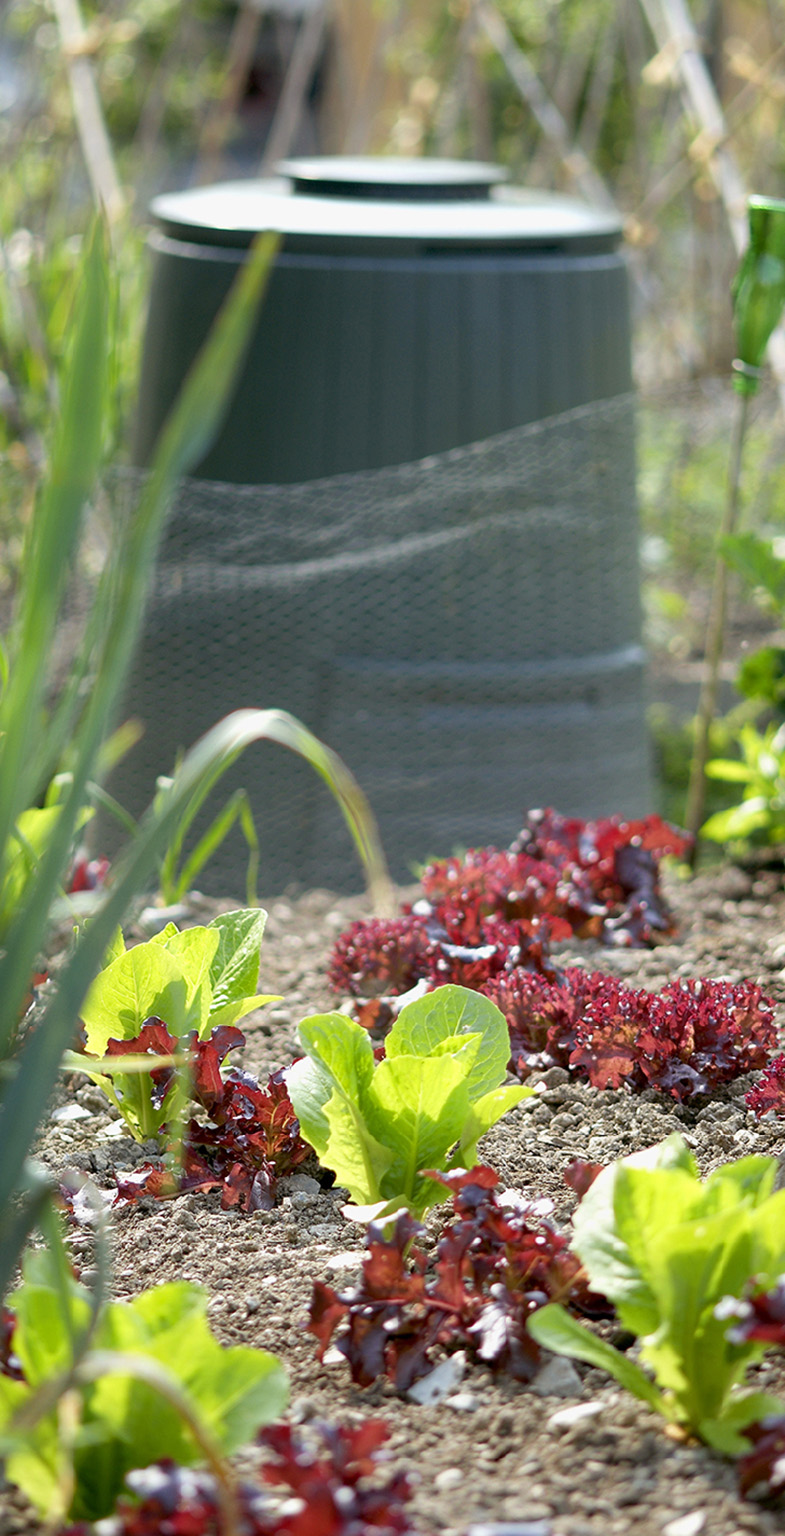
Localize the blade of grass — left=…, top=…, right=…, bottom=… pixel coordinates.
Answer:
left=161, top=787, right=258, bottom=906
left=0, top=220, right=110, bottom=867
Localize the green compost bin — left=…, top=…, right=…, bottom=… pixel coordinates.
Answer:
left=135, top=156, right=631, bottom=480
left=118, top=156, right=651, bottom=893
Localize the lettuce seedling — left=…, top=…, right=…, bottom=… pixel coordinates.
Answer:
left=308, top=1164, right=610, bottom=1391
left=287, top=985, right=529, bottom=1217
left=78, top=908, right=279, bottom=1139
left=0, top=1247, right=288, bottom=1524
left=528, top=1134, right=785, bottom=1452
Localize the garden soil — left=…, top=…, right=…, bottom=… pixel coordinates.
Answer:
left=7, top=862, right=785, bottom=1536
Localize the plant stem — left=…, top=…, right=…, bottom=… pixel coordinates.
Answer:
left=684, top=389, right=751, bottom=863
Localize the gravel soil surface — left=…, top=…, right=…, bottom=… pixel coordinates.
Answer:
left=7, top=862, right=785, bottom=1536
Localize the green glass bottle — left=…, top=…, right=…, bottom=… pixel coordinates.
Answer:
left=732, top=195, right=785, bottom=395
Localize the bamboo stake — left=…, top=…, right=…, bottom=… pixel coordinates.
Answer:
left=196, top=0, right=263, bottom=185
left=50, top=0, right=124, bottom=224
left=577, top=11, right=620, bottom=163
left=684, top=390, right=751, bottom=854
left=260, top=1, right=330, bottom=173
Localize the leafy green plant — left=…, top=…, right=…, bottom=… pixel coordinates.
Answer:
left=0, top=773, right=94, bottom=948
left=287, top=984, right=529, bottom=1218
left=692, top=530, right=785, bottom=847
left=527, top=1134, right=785, bottom=1453
left=71, top=907, right=278, bottom=1140
left=686, top=197, right=785, bottom=852
left=0, top=1241, right=287, bottom=1524
left=703, top=720, right=785, bottom=846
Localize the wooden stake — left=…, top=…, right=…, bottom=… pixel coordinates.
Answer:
left=684, top=389, right=751, bottom=856
left=196, top=0, right=263, bottom=185
left=260, top=1, right=330, bottom=173
left=50, top=0, right=124, bottom=224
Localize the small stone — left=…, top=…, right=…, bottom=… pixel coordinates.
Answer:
left=290, top=1190, right=318, bottom=1211
left=538, top=1067, right=570, bottom=1088
left=289, top=1395, right=317, bottom=1423
left=445, top=1391, right=478, bottom=1411
left=324, top=1250, right=366, bottom=1274
left=267, top=1008, right=293, bottom=1027
left=279, top=1173, right=320, bottom=1197
left=466, top=1523, right=552, bottom=1536
left=662, top=1513, right=706, bottom=1536
left=733, top=1129, right=755, bottom=1148
left=95, top=1120, right=127, bottom=1141
left=547, top=1400, right=604, bottom=1430
left=321, top=1346, right=345, bottom=1366
left=51, top=1102, right=92, bottom=1124
left=531, top=1356, right=583, bottom=1398
left=435, top=1467, right=464, bottom=1492
left=408, top=1353, right=465, bottom=1405
left=138, top=903, right=192, bottom=934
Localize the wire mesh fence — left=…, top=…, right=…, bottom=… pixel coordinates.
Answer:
left=99, top=392, right=652, bottom=893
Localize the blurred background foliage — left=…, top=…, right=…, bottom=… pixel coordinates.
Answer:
left=1, top=0, right=784, bottom=420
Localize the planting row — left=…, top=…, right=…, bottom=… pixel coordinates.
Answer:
left=3, top=817, right=785, bottom=1529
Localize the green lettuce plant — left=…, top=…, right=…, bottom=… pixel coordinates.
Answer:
left=527, top=1134, right=785, bottom=1453
left=288, top=984, right=529, bottom=1217
left=0, top=1240, right=288, bottom=1524
left=71, top=907, right=278, bottom=1140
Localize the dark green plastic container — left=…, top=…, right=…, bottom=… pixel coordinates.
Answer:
left=134, top=156, right=631, bottom=480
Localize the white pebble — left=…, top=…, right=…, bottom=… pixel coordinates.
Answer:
left=547, top=1400, right=604, bottom=1430
left=435, top=1467, right=463, bottom=1492
left=662, top=1512, right=706, bottom=1536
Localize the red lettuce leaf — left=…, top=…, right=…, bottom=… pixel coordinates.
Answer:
left=724, top=1279, right=785, bottom=1348
left=737, top=1416, right=785, bottom=1498
left=105, top=1018, right=180, bottom=1111
left=488, top=969, right=776, bottom=1102
left=60, top=1419, right=417, bottom=1535
left=563, top=1159, right=604, bottom=1200
left=0, top=1308, right=23, bottom=1381
left=109, top=1028, right=310, bottom=1213
left=327, top=809, right=689, bottom=1020
left=747, top=1053, right=785, bottom=1119
left=306, top=1164, right=610, bottom=1390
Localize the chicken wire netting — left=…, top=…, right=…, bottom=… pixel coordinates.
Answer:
left=97, top=391, right=650, bottom=895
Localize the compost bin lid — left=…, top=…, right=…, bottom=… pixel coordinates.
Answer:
left=149, top=156, right=622, bottom=257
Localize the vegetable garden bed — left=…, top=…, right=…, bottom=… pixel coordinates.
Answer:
left=6, top=849, right=785, bottom=1536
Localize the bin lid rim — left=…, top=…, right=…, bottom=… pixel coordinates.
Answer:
left=276, top=154, right=506, bottom=199
left=149, top=175, right=623, bottom=248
